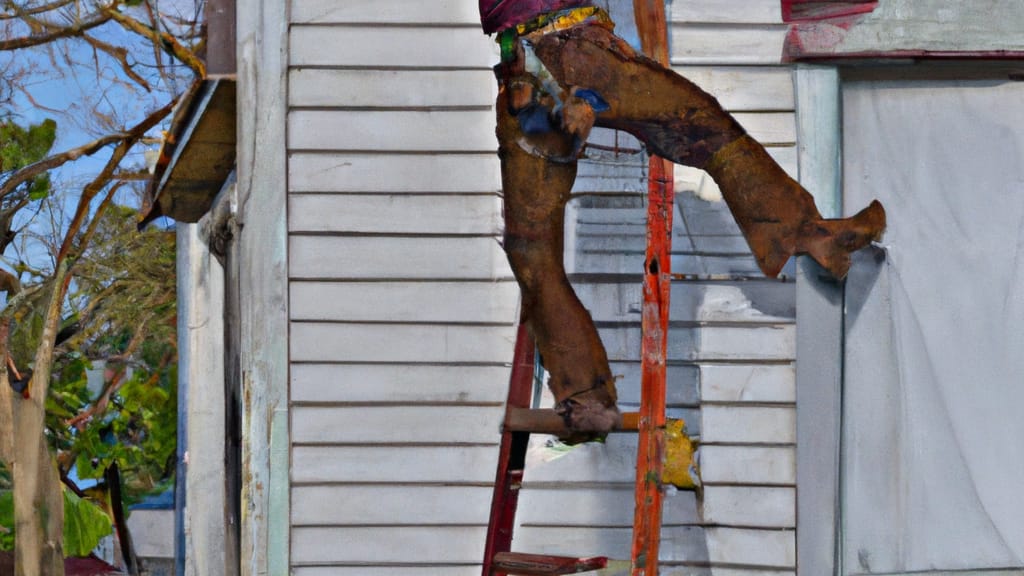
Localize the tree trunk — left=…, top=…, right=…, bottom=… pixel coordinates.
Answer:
left=12, top=261, right=69, bottom=576
left=0, top=325, right=13, bottom=466
left=12, top=413, right=64, bottom=576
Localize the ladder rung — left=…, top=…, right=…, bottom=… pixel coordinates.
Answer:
left=504, top=408, right=639, bottom=435
left=492, top=552, right=608, bottom=575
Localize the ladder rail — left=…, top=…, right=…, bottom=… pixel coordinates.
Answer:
left=632, top=3, right=675, bottom=575
left=482, top=324, right=536, bottom=576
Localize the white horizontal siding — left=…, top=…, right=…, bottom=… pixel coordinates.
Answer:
left=576, top=252, right=762, bottom=276
left=291, top=0, right=480, bottom=25
left=610, top=362, right=700, bottom=405
left=699, top=445, right=795, bottom=485
left=705, top=527, right=795, bottom=568
left=287, top=5, right=511, bottom=571
left=663, top=9, right=798, bottom=568
left=292, top=406, right=504, bottom=445
left=519, top=434, right=639, bottom=484
left=701, top=364, right=796, bottom=403
left=289, top=153, right=500, bottom=194
left=290, top=323, right=516, bottom=364
left=292, top=485, right=494, bottom=526
left=290, top=69, right=497, bottom=108
left=575, top=281, right=795, bottom=324
left=292, top=526, right=486, bottom=565
left=290, top=281, right=518, bottom=323
left=598, top=325, right=795, bottom=363
left=579, top=255, right=762, bottom=276
left=289, top=236, right=513, bottom=280
left=670, top=25, right=788, bottom=66
left=671, top=0, right=783, bottom=24
left=288, top=195, right=503, bottom=235
left=516, top=487, right=699, bottom=526
left=289, top=110, right=498, bottom=152
left=294, top=568, right=481, bottom=576
left=708, top=565, right=794, bottom=569
left=511, top=526, right=709, bottom=562
left=702, top=406, right=796, bottom=444
left=292, top=445, right=498, bottom=484
left=674, top=66, right=793, bottom=111
left=289, top=112, right=785, bottom=153
left=291, top=26, right=498, bottom=68
left=768, top=146, right=798, bottom=178
left=290, top=364, right=511, bottom=405
left=702, top=486, right=795, bottom=528
left=733, top=112, right=795, bottom=145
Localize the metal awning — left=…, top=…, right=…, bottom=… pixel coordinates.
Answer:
left=140, top=76, right=236, bottom=226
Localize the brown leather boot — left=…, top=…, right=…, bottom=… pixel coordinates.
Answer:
left=496, top=70, right=621, bottom=441
left=532, top=24, right=886, bottom=279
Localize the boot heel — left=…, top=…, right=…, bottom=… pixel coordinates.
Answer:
left=801, top=200, right=886, bottom=279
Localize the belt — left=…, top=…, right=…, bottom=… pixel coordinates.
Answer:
left=497, top=6, right=613, bottom=63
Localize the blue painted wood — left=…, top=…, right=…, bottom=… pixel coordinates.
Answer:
left=794, top=65, right=844, bottom=576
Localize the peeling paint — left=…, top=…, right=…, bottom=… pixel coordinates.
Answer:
left=785, top=0, right=1024, bottom=58
left=662, top=419, right=700, bottom=490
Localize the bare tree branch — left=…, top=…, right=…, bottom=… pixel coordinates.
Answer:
left=66, top=309, right=152, bottom=428
left=74, top=180, right=123, bottom=257
left=0, top=0, right=76, bottom=20
left=57, top=95, right=177, bottom=261
left=112, top=169, right=153, bottom=181
left=0, top=10, right=113, bottom=50
left=104, top=6, right=204, bottom=77
left=141, top=0, right=166, bottom=80
left=14, top=84, right=64, bottom=116
left=0, top=268, right=19, bottom=295
left=1, top=89, right=177, bottom=204
left=0, top=132, right=124, bottom=199
left=83, top=32, right=152, bottom=91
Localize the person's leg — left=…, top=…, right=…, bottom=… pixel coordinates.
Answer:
left=531, top=24, right=885, bottom=278
left=495, top=64, right=621, bottom=439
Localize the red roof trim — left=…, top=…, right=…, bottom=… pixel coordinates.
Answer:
left=781, top=1, right=1024, bottom=61
left=781, top=1, right=879, bottom=60
left=782, top=1, right=878, bottom=23
left=788, top=48, right=1024, bottom=61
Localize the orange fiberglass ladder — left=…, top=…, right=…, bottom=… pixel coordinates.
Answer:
left=480, top=5, right=675, bottom=574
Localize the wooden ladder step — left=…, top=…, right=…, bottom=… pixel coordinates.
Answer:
left=504, top=408, right=640, bottom=435
left=492, top=552, right=608, bottom=575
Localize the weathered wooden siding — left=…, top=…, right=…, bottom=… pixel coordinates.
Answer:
left=287, top=2, right=512, bottom=574
left=511, top=1, right=797, bottom=574
left=286, top=0, right=797, bottom=574
left=675, top=2, right=797, bottom=572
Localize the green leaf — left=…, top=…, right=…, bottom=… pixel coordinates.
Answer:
left=0, top=118, right=57, bottom=171
left=0, top=491, right=13, bottom=551
left=0, top=476, right=114, bottom=557
left=62, top=489, right=113, bottom=557
left=75, top=450, right=102, bottom=480
left=28, top=174, right=51, bottom=200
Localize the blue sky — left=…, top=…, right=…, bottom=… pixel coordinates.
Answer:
left=1, top=4, right=195, bottom=274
